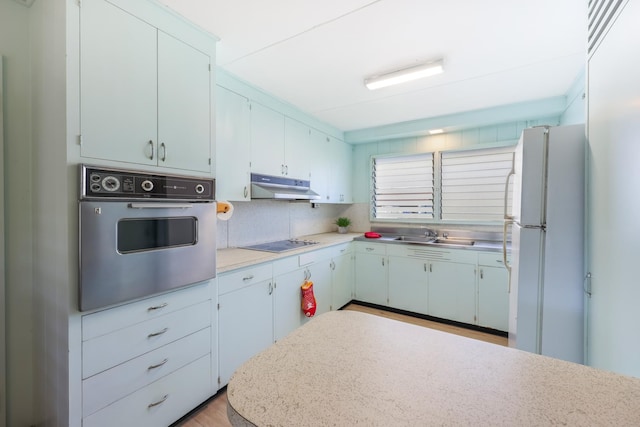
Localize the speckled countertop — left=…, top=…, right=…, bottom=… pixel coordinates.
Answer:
left=227, top=311, right=640, bottom=426
left=217, top=232, right=361, bottom=273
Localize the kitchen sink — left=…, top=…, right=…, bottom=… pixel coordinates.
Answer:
left=394, top=236, right=435, bottom=243
left=432, top=238, right=475, bottom=246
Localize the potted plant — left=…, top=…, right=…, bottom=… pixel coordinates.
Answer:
left=334, top=217, right=351, bottom=234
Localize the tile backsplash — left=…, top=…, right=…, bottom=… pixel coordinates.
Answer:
left=216, top=200, right=355, bottom=249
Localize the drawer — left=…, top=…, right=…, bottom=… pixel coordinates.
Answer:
left=478, top=251, right=510, bottom=267
left=272, top=255, right=300, bottom=276
left=218, top=263, right=272, bottom=295
left=354, top=242, right=387, bottom=255
left=83, top=355, right=212, bottom=427
left=83, top=300, right=211, bottom=378
left=83, top=328, right=211, bottom=417
left=82, top=281, right=211, bottom=341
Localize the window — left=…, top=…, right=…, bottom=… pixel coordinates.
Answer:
left=441, top=147, right=514, bottom=221
left=372, top=146, right=514, bottom=223
left=373, top=153, right=434, bottom=220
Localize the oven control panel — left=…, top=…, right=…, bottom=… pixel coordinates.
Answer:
left=80, top=165, right=215, bottom=201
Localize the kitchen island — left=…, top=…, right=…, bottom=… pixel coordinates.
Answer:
left=227, top=310, right=640, bottom=426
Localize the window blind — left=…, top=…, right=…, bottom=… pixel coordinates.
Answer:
left=441, top=147, right=513, bottom=222
left=373, top=154, right=434, bottom=220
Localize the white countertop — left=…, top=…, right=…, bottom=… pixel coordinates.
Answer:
left=227, top=311, right=640, bottom=426
left=216, top=232, right=360, bottom=273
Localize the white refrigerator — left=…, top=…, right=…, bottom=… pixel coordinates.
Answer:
left=506, top=124, right=585, bottom=364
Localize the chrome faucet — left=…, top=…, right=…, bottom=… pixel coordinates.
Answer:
left=424, top=229, right=438, bottom=238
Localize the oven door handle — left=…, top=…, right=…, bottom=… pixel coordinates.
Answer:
left=128, top=202, right=194, bottom=209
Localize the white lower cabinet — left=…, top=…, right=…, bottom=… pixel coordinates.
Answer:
left=477, top=252, right=510, bottom=331
left=330, top=245, right=354, bottom=310
left=217, top=263, right=274, bottom=387
left=358, top=243, right=508, bottom=331
left=81, top=282, right=213, bottom=427
left=354, top=242, right=388, bottom=305
left=217, top=243, right=354, bottom=389
left=428, top=261, right=476, bottom=324
left=83, top=355, right=212, bottom=427
left=388, top=255, right=428, bottom=314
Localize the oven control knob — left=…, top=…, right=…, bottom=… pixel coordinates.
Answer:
left=141, top=180, right=154, bottom=192
left=101, top=176, right=120, bottom=192
left=195, top=184, right=205, bottom=194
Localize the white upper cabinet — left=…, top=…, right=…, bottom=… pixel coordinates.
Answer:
left=157, top=31, right=211, bottom=173
left=216, top=86, right=251, bottom=201
left=283, top=117, right=312, bottom=180
left=250, top=102, right=285, bottom=177
left=79, top=0, right=214, bottom=174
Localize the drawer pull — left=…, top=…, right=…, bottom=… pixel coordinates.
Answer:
left=366, top=247, right=374, bottom=252
left=147, top=328, right=169, bottom=338
left=148, top=394, right=169, bottom=409
left=242, top=275, right=254, bottom=281
left=147, top=303, right=168, bottom=311
left=147, top=358, right=169, bottom=370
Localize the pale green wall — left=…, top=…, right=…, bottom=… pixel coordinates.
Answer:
left=0, top=2, right=34, bottom=426
left=560, top=70, right=586, bottom=125
left=351, top=116, right=561, bottom=204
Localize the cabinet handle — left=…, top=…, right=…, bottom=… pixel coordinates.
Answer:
left=424, top=263, right=427, bottom=272
left=148, top=140, right=154, bottom=160
left=243, top=186, right=248, bottom=198
left=160, top=142, right=167, bottom=162
left=429, top=263, right=433, bottom=273
left=147, top=358, right=169, bottom=370
left=281, top=164, right=285, bottom=175
left=330, top=261, right=335, bottom=270
left=480, top=269, right=484, bottom=279
left=148, top=394, right=169, bottom=409
left=382, top=258, right=385, bottom=267
left=285, top=165, right=289, bottom=175
left=365, top=247, right=374, bottom=252
left=268, top=282, right=273, bottom=295
left=147, top=327, right=169, bottom=338
left=147, top=302, right=168, bottom=311
left=242, top=275, right=254, bottom=281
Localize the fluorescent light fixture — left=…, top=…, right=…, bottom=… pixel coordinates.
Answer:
left=365, top=59, right=444, bottom=90
left=429, top=128, right=444, bottom=135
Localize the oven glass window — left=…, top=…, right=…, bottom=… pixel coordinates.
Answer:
left=117, top=217, right=197, bottom=253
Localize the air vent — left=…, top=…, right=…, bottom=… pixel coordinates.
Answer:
left=588, top=0, right=625, bottom=54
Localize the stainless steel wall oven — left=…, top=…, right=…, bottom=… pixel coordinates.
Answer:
left=78, top=165, right=216, bottom=311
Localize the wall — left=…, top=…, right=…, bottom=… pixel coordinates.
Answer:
left=217, top=200, right=351, bottom=249
left=0, top=2, right=35, bottom=426
left=346, top=116, right=561, bottom=232
left=560, top=70, right=586, bottom=125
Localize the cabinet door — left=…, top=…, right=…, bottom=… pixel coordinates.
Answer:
left=354, top=253, right=388, bottom=305
left=428, top=261, right=476, bottom=324
left=250, top=103, right=285, bottom=176
left=80, top=0, right=157, bottom=165
left=218, top=280, right=273, bottom=386
left=328, top=138, right=353, bottom=203
left=158, top=31, right=211, bottom=173
left=284, top=117, right=312, bottom=180
left=331, top=252, right=354, bottom=310
left=273, top=268, right=309, bottom=341
left=478, top=266, right=509, bottom=331
left=309, top=130, right=331, bottom=202
left=308, top=262, right=332, bottom=316
left=388, top=256, right=428, bottom=314
left=216, top=86, right=251, bottom=201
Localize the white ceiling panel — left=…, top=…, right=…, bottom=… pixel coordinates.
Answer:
left=158, top=0, right=587, bottom=132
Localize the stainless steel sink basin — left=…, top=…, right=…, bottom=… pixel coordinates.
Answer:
left=432, top=238, right=475, bottom=246
left=394, top=236, right=435, bottom=243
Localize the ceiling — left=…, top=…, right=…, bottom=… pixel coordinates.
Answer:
left=157, top=0, right=586, bottom=133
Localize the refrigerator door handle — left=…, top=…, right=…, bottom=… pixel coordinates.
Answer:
left=503, top=219, right=513, bottom=290
left=503, top=152, right=516, bottom=220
